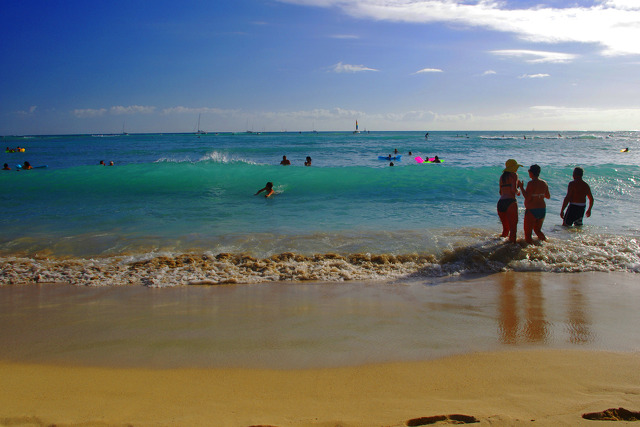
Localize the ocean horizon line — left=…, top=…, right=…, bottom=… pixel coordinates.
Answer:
left=3, top=129, right=638, bottom=138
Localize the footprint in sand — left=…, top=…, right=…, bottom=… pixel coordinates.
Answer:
left=406, top=414, right=479, bottom=425
left=582, top=407, right=640, bottom=421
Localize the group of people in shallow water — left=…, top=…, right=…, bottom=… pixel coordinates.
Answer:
left=3, top=161, right=31, bottom=170
left=5, top=146, right=25, bottom=153
left=498, top=159, right=594, bottom=244
left=279, top=155, right=312, bottom=166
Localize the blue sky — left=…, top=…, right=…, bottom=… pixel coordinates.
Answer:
left=2, top=0, right=640, bottom=134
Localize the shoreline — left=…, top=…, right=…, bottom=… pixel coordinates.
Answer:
left=1, top=271, right=639, bottom=426
left=1, top=350, right=639, bottom=426
left=1, top=272, right=639, bottom=369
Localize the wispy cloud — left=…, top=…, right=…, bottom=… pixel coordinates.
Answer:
left=483, top=70, right=497, bottom=76
left=16, top=106, right=38, bottom=116
left=278, top=0, right=640, bottom=55
left=330, top=34, right=359, bottom=39
left=414, top=68, right=443, bottom=74
left=519, top=73, right=550, bottom=79
left=73, top=108, right=108, bottom=118
left=161, top=106, right=235, bottom=115
left=331, top=62, right=378, bottom=73
left=491, top=49, right=577, bottom=63
left=73, top=105, right=155, bottom=118
left=110, top=105, right=156, bottom=115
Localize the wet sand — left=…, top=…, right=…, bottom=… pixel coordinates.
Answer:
left=1, top=272, right=639, bottom=426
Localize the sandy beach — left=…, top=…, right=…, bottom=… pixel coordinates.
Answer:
left=1, top=272, right=639, bottom=426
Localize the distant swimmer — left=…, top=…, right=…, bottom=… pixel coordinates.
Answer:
left=431, top=156, right=441, bottom=163
left=22, top=161, right=33, bottom=170
left=99, top=160, right=105, bottom=165
left=255, top=182, right=275, bottom=198
left=109, top=161, right=114, bottom=166
left=389, top=162, right=394, bottom=166
left=304, top=156, right=312, bottom=166
left=560, top=167, right=594, bottom=227
left=280, top=155, right=291, bottom=165
left=621, top=147, right=629, bottom=152
left=518, top=164, right=550, bottom=244
left=2, top=163, right=10, bottom=170
left=425, top=132, right=429, bottom=140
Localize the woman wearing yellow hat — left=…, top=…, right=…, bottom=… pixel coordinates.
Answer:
left=497, top=159, right=523, bottom=243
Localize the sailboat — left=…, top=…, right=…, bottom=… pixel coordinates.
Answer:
left=353, top=120, right=360, bottom=134
left=195, top=114, right=207, bottom=135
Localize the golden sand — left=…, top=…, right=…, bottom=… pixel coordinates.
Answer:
left=1, top=350, right=639, bottom=427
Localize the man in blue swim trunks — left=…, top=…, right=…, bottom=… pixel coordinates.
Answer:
left=560, top=167, right=594, bottom=226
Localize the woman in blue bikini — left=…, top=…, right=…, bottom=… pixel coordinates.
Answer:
left=497, top=159, right=523, bottom=243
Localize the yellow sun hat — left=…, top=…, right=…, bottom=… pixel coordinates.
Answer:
left=503, top=159, right=523, bottom=173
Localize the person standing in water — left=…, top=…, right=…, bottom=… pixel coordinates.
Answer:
left=518, top=164, right=550, bottom=243
left=497, top=159, right=523, bottom=243
left=561, top=167, right=594, bottom=226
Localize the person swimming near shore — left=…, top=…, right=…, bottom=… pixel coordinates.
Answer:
left=518, top=164, right=550, bottom=244
left=22, top=161, right=33, bottom=170
left=561, top=167, right=594, bottom=226
left=280, top=156, right=291, bottom=165
left=304, top=156, right=312, bottom=166
left=497, top=159, right=522, bottom=243
left=2, top=163, right=11, bottom=170
left=255, top=182, right=275, bottom=198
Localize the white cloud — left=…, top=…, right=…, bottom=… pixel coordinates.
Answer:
left=161, top=106, right=237, bottom=115
left=331, top=61, right=379, bottom=73
left=73, top=108, right=107, bottom=118
left=73, top=105, right=156, bottom=118
left=414, top=68, right=443, bottom=74
left=519, top=73, right=550, bottom=78
left=278, top=0, right=640, bottom=56
left=110, top=105, right=156, bottom=115
left=490, top=49, right=577, bottom=63
left=483, top=70, right=497, bottom=76
left=330, top=34, right=360, bottom=39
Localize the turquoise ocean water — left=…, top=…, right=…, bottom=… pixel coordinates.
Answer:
left=1, top=131, right=639, bottom=286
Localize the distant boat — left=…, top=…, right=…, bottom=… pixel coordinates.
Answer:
left=353, top=120, right=360, bottom=134
left=195, top=114, right=207, bottom=135
left=122, top=121, right=128, bottom=135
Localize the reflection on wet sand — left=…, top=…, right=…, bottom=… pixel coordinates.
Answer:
left=567, top=277, right=593, bottom=344
left=498, top=272, right=591, bottom=345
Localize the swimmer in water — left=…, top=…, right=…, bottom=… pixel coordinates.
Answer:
left=518, top=164, right=550, bottom=244
left=255, top=182, right=275, bottom=198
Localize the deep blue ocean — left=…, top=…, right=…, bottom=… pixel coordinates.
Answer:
left=1, top=131, right=639, bottom=286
